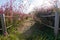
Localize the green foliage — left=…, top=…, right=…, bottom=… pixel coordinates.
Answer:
left=25, top=27, right=55, bottom=40
left=0, top=14, right=60, bottom=40
left=0, top=34, right=19, bottom=40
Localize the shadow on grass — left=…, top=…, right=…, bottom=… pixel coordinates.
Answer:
left=19, top=21, right=57, bottom=40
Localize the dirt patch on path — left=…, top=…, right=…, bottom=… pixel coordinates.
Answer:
left=17, top=18, right=35, bottom=33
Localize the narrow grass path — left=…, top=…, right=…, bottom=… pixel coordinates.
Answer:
left=17, top=18, right=60, bottom=40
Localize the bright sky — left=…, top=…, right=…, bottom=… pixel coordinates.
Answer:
left=0, top=0, right=7, bottom=6
left=0, top=0, right=60, bottom=14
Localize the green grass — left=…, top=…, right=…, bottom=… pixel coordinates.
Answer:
left=27, top=27, right=55, bottom=40
left=25, top=22, right=55, bottom=40
left=0, top=23, right=60, bottom=40
left=0, top=17, right=60, bottom=40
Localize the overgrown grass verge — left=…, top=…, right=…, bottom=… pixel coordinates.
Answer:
left=0, top=17, right=60, bottom=40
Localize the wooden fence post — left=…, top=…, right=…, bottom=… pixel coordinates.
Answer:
left=54, top=12, right=59, bottom=37
left=0, top=14, right=7, bottom=36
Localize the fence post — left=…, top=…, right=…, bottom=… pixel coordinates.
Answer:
left=0, top=14, right=7, bottom=36
left=54, top=12, right=59, bottom=37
